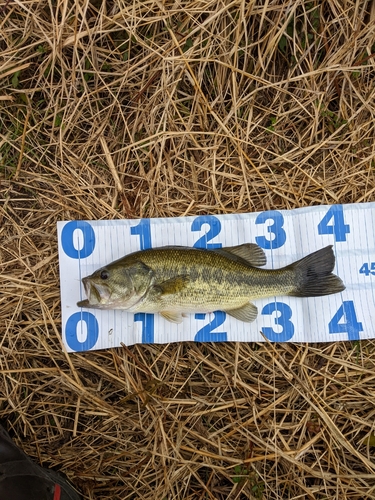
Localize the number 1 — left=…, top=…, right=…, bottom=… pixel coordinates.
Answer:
left=131, top=219, right=152, bottom=250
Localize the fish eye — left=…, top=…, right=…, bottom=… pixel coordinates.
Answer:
left=100, top=270, right=109, bottom=280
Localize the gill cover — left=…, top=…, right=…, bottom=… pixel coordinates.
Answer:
left=77, top=259, right=154, bottom=309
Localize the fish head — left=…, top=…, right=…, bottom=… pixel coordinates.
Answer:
left=78, top=259, right=153, bottom=310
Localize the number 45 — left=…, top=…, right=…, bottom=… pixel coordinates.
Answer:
left=359, top=263, right=375, bottom=276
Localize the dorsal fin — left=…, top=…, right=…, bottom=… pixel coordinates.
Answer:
left=215, top=243, right=266, bottom=267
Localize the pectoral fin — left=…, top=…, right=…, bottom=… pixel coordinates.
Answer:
left=156, top=275, right=190, bottom=295
left=218, top=244, right=266, bottom=267
left=160, top=311, right=185, bottom=323
left=225, top=303, right=258, bottom=322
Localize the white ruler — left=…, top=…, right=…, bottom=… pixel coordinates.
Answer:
left=57, top=203, right=375, bottom=352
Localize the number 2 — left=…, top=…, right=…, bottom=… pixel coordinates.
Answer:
left=194, top=312, right=227, bottom=341
left=192, top=216, right=222, bottom=249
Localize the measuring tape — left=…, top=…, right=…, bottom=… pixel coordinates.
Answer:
left=57, top=203, right=375, bottom=352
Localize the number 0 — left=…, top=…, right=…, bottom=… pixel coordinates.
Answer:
left=65, top=312, right=99, bottom=351
left=61, top=221, right=95, bottom=259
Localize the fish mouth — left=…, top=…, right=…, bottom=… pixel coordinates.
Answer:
left=77, top=299, right=90, bottom=308
left=81, top=278, right=96, bottom=303
left=78, top=277, right=112, bottom=306
left=77, top=276, right=140, bottom=310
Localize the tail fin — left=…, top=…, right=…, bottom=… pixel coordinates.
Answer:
left=289, top=245, right=345, bottom=297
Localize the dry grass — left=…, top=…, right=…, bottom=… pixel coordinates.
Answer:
left=1, top=0, right=375, bottom=498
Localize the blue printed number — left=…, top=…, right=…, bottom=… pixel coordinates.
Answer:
left=65, top=312, right=99, bottom=351
left=194, top=312, right=227, bottom=342
left=131, top=222, right=154, bottom=331
left=329, top=301, right=363, bottom=341
left=61, top=221, right=95, bottom=259
left=192, top=216, right=222, bottom=249
left=134, top=313, right=154, bottom=343
left=359, top=263, right=375, bottom=276
left=255, top=211, right=286, bottom=250
left=261, top=302, right=294, bottom=341
left=318, top=205, right=350, bottom=242
left=131, top=219, right=152, bottom=250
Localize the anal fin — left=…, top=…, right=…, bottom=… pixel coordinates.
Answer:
left=225, top=303, right=258, bottom=322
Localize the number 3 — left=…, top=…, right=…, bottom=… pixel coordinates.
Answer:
left=255, top=211, right=286, bottom=250
left=261, top=302, right=294, bottom=341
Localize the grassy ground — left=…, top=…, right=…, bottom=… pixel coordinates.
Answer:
left=1, top=0, right=375, bottom=498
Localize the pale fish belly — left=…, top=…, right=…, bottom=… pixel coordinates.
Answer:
left=127, top=272, right=269, bottom=314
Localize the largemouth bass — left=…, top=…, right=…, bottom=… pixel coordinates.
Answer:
left=77, top=244, right=345, bottom=323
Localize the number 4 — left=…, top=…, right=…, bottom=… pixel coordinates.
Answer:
left=318, top=205, right=350, bottom=242
left=329, top=301, right=363, bottom=341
